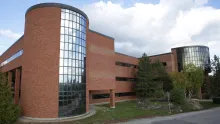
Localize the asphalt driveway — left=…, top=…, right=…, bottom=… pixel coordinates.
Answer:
left=120, top=107, right=220, bottom=124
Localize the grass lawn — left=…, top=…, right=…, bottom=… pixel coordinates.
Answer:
left=75, top=100, right=220, bottom=124
left=16, top=100, right=220, bottom=124
left=200, top=101, right=220, bottom=109
left=75, top=101, right=170, bottom=124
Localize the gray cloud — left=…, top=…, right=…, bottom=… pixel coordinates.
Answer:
left=192, top=20, right=220, bottom=42
left=82, top=0, right=220, bottom=58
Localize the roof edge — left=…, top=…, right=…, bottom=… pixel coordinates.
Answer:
left=171, top=45, right=209, bottom=50
left=115, top=52, right=138, bottom=59
left=0, top=35, right=24, bottom=57
left=89, top=29, right=114, bottom=40
left=148, top=52, right=172, bottom=57
left=25, top=3, right=89, bottom=22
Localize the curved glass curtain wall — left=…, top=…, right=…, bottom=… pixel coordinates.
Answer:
left=176, top=46, right=211, bottom=72
left=59, top=8, right=87, bottom=117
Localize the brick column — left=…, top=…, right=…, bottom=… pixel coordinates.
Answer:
left=110, top=89, right=115, bottom=108
left=14, top=68, right=21, bottom=104
left=8, top=71, right=12, bottom=88
left=89, top=91, right=93, bottom=103
left=86, top=90, right=90, bottom=112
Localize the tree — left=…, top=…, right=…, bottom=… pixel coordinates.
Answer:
left=170, top=72, right=187, bottom=98
left=0, top=72, right=20, bottom=124
left=136, top=53, right=156, bottom=99
left=182, top=63, right=204, bottom=99
left=210, top=55, right=220, bottom=97
left=152, top=59, right=173, bottom=92
left=170, top=64, right=204, bottom=99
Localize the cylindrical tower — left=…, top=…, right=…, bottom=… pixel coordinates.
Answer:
left=172, top=45, right=211, bottom=98
left=21, top=3, right=89, bottom=118
left=172, top=45, right=211, bottom=72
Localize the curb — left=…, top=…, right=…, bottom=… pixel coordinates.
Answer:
left=17, top=105, right=96, bottom=123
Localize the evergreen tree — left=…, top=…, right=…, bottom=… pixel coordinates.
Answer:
left=136, top=53, right=156, bottom=99
left=211, top=55, right=220, bottom=97
left=152, top=60, right=173, bottom=92
left=0, top=72, right=20, bottom=124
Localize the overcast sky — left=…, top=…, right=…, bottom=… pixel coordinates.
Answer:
left=1, top=0, right=220, bottom=59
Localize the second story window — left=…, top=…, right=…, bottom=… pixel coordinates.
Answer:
left=115, top=61, right=137, bottom=68
left=116, top=77, right=136, bottom=82
left=0, top=49, right=23, bottom=67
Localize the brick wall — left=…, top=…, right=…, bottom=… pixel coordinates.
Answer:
left=149, top=53, right=173, bottom=73
left=21, top=7, right=61, bottom=118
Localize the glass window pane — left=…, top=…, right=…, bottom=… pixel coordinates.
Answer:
left=61, top=27, right=65, bottom=34
left=61, top=12, right=65, bottom=19
left=65, top=20, right=69, bottom=27
left=68, top=59, right=72, bottom=66
left=64, top=51, right=68, bottom=58
left=60, top=58, right=64, bottom=66
left=65, top=12, right=69, bottom=20
left=64, top=59, right=68, bottom=66
left=64, top=75, right=68, bottom=83
left=60, top=50, right=64, bottom=58
left=72, top=44, right=76, bottom=51
left=77, top=16, right=79, bottom=22
left=70, top=36, right=73, bottom=43
left=65, top=27, right=68, bottom=34
left=77, top=23, right=80, bottom=30
left=76, top=45, right=79, bottom=52
left=60, top=42, right=64, bottom=50
left=73, top=30, right=76, bottom=36
left=65, top=43, right=68, bottom=50
left=73, top=22, right=76, bottom=29
left=61, top=20, right=65, bottom=26
left=69, top=28, right=72, bottom=35
left=64, top=67, right=68, bottom=74
left=73, top=14, right=76, bottom=22
left=72, top=60, right=75, bottom=67
left=79, top=46, right=82, bottom=53
left=76, top=61, right=79, bottom=67
left=59, top=75, right=64, bottom=83
left=61, top=35, right=64, bottom=42
left=69, top=44, right=72, bottom=51
left=69, top=51, right=72, bottom=58
left=69, top=14, right=73, bottom=21
left=60, top=67, right=64, bottom=74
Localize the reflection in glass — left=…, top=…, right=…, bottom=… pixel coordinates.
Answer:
left=59, top=9, right=87, bottom=117
left=176, top=46, right=211, bottom=72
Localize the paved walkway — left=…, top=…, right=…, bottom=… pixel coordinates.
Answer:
left=17, top=105, right=96, bottom=123
left=120, top=107, right=220, bottom=124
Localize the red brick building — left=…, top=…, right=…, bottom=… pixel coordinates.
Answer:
left=0, top=3, right=211, bottom=119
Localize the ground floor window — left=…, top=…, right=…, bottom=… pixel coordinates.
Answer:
left=92, top=92, right=136, bottom=99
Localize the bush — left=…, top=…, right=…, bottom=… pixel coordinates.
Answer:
left=154, top=90, right=165, bottom=99
left=170, top=88, right=185, bottom=105
left=0, top=73, right=20, bottom=124
left=213, top=97, right=220, bottom=104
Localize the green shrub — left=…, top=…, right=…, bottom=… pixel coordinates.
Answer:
left=0, top=73, right=21, bottom=124
left=170, top=88, right=185, bottom=105
left=213, top=97, right=220, bottom=104
left=154, top=90, right=165, bottom=99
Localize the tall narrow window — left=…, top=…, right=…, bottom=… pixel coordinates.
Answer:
left=58, top=8, right=87, bottom=117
